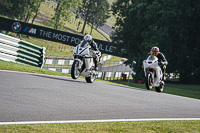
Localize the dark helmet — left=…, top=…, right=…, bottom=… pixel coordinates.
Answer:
left=151, top=46, right=159, bottom=56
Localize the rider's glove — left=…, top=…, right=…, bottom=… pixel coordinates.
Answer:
left=163, top=65, right=166, bottom=69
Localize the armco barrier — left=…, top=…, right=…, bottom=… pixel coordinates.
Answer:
left=0, top=33, right=45, bottom=67
left=43, top=62, right=133, bottom=79
left=44, top=55, right=113, bottom=66
left=43, top=67, right=131, bottom=79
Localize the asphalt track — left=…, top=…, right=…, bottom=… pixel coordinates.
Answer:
left=99, top=23, right=115, bottom=37
left=0, top=70, right=200, bottom=122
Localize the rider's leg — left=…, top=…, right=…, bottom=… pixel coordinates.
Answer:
left=94, top=57, right=98, bottom=70
left=161, top=67, right=166, bottom=80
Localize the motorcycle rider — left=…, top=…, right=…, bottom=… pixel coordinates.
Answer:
left=83, top=34, right=101, bottom=70
left=147, top=46, right=168, bottom=80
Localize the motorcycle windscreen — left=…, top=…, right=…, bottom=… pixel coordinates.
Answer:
left=147, top=55, right=157, bottom=61
left=80, top=40, right=89, bottom=47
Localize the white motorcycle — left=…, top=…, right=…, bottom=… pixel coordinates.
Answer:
left=143, top=55, right=164, bottom=92
left=71, top=40, right=100, bottom=83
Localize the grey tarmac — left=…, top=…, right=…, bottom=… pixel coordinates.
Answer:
left=0, top=70, right=200, bottom=122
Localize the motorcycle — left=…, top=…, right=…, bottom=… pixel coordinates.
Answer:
left=71, top=40, right=100, bottom=83
left=143, top=55, right=164, bottom=92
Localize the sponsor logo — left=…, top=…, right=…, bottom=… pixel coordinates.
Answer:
left=24, top=27, right=37, bottom=34
left=12, top=22, right=21, bottom=32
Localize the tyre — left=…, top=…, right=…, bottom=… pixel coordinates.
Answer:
left=71, top=60, right=80, bottom=79
left=145, top=72, right=153, bottom=90
left=85, top=73, right=96, bottom=83
left=155, top=83, right=164, bottom=92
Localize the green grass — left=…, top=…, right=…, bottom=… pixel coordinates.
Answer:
left=0, top=121, right=200, bottom=133
left=39, top=0, right=57, bottom=18
left=38, top=0, right=110, bottom=41
left=107, top=80, right=200, bottom=99
left=164, top=83, right=200, bottom=99
left=8, top=33, right=74, bottom=57
left=102, top=60, right=120, bottom=66
left=0, top=60, right=70, bottom=77
left=107, top=56, right=122, bottom=62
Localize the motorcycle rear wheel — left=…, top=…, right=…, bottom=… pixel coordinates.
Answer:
left=71, top=60, right=80, bottom=79
left=145, top=72, right=153, bottom=90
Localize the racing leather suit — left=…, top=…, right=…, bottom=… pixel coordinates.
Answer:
left=89, top=40, right=101, bottom=70
left=147, top=52, right=168, bottom=80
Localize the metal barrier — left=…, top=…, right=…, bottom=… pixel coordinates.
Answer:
left=0, top=33, right=46, bottom=67
left=44, top=55, right=113, bottom=66
left=43, top=56, right=133, bottom=80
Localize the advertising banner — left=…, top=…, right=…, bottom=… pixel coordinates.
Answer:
left=0, top=17, right=122, bottom=56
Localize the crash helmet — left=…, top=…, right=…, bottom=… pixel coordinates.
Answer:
left=83, top=34, right=92, bottom=43
left=151, top=46, right=159, bottom=56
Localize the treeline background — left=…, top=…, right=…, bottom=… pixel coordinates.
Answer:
left=111, top=0, right=200, bottom=84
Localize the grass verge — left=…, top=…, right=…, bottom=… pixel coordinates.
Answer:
left=107, top=80, right=200, bottom=100
left=0, top=60, right=70, bottom=77
left=0, top=121, right=200, bottom=133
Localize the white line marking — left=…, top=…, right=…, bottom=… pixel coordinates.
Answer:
left=0, top=118, right=200, bottom=125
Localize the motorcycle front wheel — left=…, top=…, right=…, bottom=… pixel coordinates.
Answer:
left=155, top=83, right=164, bottom=92
left=85, top=73, right=96, bottom=83
left=145, top=72, right=153, bottom=90
left=71, top=60, right=80, bottom=79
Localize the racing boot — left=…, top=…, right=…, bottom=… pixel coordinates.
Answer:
left=162, top=66, right=166, bottom=81
left=94, top=58, right=98, bottom=71
left=95, top=63, right=98, bottom=71
left=162, top=73, right=166, bottom=81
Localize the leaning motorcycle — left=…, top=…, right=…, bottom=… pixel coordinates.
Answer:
left=143, top=55, right=165, bottom=92
left=71, top=40, right=100, bottom=83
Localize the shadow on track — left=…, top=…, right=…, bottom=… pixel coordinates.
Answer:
left=31, top=74, right=87, bottom=83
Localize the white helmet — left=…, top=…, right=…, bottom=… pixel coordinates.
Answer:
left=83, top=35, right=92, bottom=42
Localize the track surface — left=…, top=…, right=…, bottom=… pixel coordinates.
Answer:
left=0, top=70, right=200, bottom=122
left=99, top=24, right=115, bottom=37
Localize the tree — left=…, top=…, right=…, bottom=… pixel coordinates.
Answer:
left=0, top=0, right=44, bottom=23
left=0, top=0, right=24, bottom=19
left=80, top=0, right=110, bottom=34
left=112, top=0, right=149, bottom=81
left=32, top=0, right=44, bottom=24
left=88, top=0, right=110, bottom=35
left=80, top=0, right=91, bottom=34
left=112, top=0, right=200, bottom=83
left=52, top=0, right=82, bottom=30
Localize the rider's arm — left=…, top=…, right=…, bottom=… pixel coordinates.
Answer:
left=91, top=40, right=99, bottom=51
left=90, top=40, right=101, bottom=58
left=159, top=53, right=168, bottom=65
